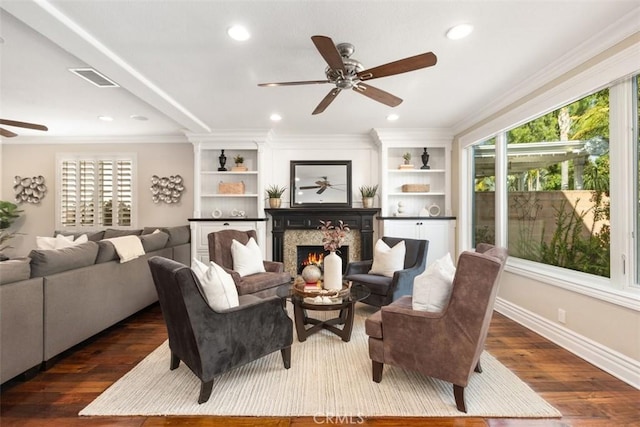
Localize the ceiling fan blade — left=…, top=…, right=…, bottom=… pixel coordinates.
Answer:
left=353, top=83, right=403, bottom=107
left=312, top=88, right=341, bottom=115
left=311, top=35, right=346, bottom=74
left=357, top=52, right=437, bottom=81
left=317, top=187, right=327, bottom=194
left=0, top=119, right=48, bottom=131
left=300, top=185, right=322, bottom=189
left=0, top=128, right=18, bottom=138
left=258, top=80, right=330, bottom=87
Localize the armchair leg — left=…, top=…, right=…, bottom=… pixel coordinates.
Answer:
left=198, top=379, right=214, bottom=404
left=453, top=384, right=467, bottom=413
left=170, top=352, right=180, bottom=370
left=474, top=360, right=482, bottom=373
left=372, top=361, right=383, bottom=383
left=281, top=346, right=292, bottom=369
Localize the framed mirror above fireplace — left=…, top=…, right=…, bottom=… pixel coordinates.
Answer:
left=290, top=160, right=352, bottom=207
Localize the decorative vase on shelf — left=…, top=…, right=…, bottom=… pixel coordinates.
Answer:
left=421, top=148, right=431, bottom=169
left=323, top=251, right=342, bottom=290
left=218, top=150, right=227, bottom=171
left=269, top=198, right=282, bottom=208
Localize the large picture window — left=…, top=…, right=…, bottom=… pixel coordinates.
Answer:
left=57, top=154, right=135, bottom=229
left=473, top=138, right=496, bottom=246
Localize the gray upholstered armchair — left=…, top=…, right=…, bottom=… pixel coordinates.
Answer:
left=208, top=229, right=292, bottom=297
left=148, top=256, right=293, bottom=404
left=365, top=244, right=508, bottom=412
left=344, top=236, right=429, bottom=307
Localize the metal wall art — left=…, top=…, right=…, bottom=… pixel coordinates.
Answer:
left=13, top=175, right=47, bottom=204
left=151, top=174, right=185, bottom=204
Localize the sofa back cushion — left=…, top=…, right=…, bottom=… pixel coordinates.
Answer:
left=0, top=257, right=32, bottom=285
left=143, top=226, right=190, bottom=247
left=29, top=241, right=99, bottom=277
left=140, top=231, right=169, bottom=253
left=103, top=228, right=143, bottom=239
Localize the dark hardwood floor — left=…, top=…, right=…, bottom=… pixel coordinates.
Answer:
left=1, top=303, right=638, bottom=426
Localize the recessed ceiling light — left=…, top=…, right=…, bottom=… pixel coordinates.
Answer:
left=130, top=115, right=148, bottom=121
left=446, top=23, right=473, bottom=40
left=270, top=113, right=282, bottom=122
left=227, top=25, right=250, bottom=41
left=386, top=114, right=399, bottom=121
left=98, top=115, right=113, bottom=122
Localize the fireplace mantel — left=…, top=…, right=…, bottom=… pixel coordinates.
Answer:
left=265, top=208, right=380, bottom=262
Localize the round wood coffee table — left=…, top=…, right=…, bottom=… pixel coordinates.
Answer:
left=277, top=283, right=370, bottom=342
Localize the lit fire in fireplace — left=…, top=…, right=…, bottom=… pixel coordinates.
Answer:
left=301, top=252, right=324, bottom=267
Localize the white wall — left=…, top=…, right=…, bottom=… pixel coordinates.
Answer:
left=1, top=141, right=194, bottom=257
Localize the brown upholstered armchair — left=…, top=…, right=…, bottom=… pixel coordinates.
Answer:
left=208, top=229, right=292, bottom=297
left=148, top=256, right=293, bottom=404
left=344, top=236, right=429, bottom=307
left=365, top=244, right=508, bottom=412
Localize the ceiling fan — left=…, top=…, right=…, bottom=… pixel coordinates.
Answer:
left=258, top=35, right=437, bottom=115
left=300, top=176, right=345, bottom=194
left=0, top=119, right=48, bottom=138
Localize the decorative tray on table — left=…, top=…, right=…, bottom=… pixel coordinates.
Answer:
left=292, top=277, right=351, bottom=304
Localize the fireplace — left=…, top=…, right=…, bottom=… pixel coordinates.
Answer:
left=296, top=245, right=349, bottom=274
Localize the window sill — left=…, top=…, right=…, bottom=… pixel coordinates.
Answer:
left=505, top=257, right=640, bottom=312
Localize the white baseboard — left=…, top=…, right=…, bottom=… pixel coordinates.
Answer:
left=495, top=298, right=640, bottom=390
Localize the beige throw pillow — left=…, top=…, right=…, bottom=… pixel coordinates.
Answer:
left=231, top=237, right=266, bottom=277
left=412, top=253, right=456, bottom=312
left=368, top=239, right=406, bottom=278
left=192, top=258, right=239, bottom=311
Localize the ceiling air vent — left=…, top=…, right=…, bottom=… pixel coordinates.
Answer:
left=69, top=68, right=119, bottom=88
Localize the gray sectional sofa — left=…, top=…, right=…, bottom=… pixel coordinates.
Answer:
left=0, top=225, right=191, bottom=384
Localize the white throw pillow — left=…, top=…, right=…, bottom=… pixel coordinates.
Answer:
left=231, top=237, right=266, bottom=277
left=36, top=234, right=88, bottom=250
left=368, top=239, right=406, bottom=278
left=192, top=258, right=239, bottom=310
left=412, top=253, right=457, bottom=312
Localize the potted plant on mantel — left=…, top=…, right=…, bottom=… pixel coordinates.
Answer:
left=266, top=184, right=286, bottom=208
left=359, top=185, right=378, bottom=208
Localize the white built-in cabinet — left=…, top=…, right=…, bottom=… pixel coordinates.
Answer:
left=188, top=136, right=268, bottom=263
left=373, top=130, right=457, bottom=266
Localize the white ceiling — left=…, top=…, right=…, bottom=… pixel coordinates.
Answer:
left=1, top=0, right=639, bottom=140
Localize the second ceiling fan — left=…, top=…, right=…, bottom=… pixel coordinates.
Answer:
left=258, top=35, right=437, bottom=115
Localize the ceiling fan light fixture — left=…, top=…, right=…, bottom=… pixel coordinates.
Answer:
left=446, top=23, right=473, bottom=40
left=227, top=25, right=250, bottom=41
left=270, top=113, right=282, bottom=122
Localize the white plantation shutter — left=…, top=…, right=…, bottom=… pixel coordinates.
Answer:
left=58, top=155, right=135, bottom=228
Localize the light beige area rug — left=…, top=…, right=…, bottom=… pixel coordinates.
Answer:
left=80, top=304, right=561, bottom=418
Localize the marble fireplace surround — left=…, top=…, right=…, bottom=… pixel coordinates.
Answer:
left=265, top=208, right=379, bottom=277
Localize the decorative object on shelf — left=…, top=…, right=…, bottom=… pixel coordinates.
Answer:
left=319, top=220, right=349, bottom=290
left=428, top=203, right=441, bottom=217
left=301, top=264, right=322, bottom=284
left=13, top=175, right=47, bottom=204
left=419, top=206, right=431, bottom=217
left=291, top=160, right=352, bottom=207
left=396, top=201, right=407, bottom=216
left=218, top=149, right=227, bottom=171
left=232, top=155, right=247, bottom=172
left=0, top=200, right=23, bottom=255
left=402, top=183, right=430, bottom=192
left=265, top=184, right=286, bottom=208
left=399, top=152, right=414, bottom=170
left=212, top=208, right=222, bottom=218
left=218, top=181, right=245, bottom=194
left=421, top=148, right=431, bottom=169
left=359, top=184, right=378, bottom=208
left=150, top=174, right=184, bottom=204
left=231, top=209, right=246, bottom=218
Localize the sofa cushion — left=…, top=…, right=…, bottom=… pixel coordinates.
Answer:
left=95, top=240, right=119, bottom=264
left=103, top=228, right=143, bottom=239
left=191, top=258, right=239, bottom=310
left=231, top=237, right=266, bottom=277
left=140, top=231, right=169, bottom=253
left=0, top=257, right=31, bottom=285
left=29, top=241, right=99, bottom=277
left=412, top=253, right=456, bottom=312
left=369, top=239, right=406, bottom=278
left=145, top=226, right=190, bottom=247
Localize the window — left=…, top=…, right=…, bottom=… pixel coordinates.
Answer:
left=473, top=138, right=496, bottom=246
left=636, top=75, right=640, bottom=284
left=57, top=154, right=135, bottom=229
left=506, top=89, right=610, bottom=277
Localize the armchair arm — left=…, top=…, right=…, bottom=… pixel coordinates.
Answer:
left=263, top=260, right=284, bottom=273
left=220, top=265, right=244, bottom=287
left=345, top=260, right=373, bottom=276
left=390, top=265, right=425, bottom=300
